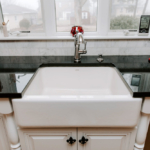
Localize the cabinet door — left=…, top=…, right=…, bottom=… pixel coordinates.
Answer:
left=0, top=115, right=10, bottom=150
left=78, top=128, right=136, bottom=150
left=19, top=128, right=77, bottom=150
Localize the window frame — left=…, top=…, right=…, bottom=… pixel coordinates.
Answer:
left=42, top=0, right=110, bottom=37
left=0, top=0, right=46, bottom=36
left=0, top=0, right=149, bottom=39
left=108, top=0, right=149, bottom=35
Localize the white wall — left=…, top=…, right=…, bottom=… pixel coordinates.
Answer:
left=0, top=39, right=149, bottom=56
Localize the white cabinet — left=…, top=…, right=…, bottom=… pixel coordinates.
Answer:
left=78, top=128, right=136, bottom=150
left=0, top=114, right=10, bottom=150
left=19, top=128, right=136, bottom=150
left=19, top=128, right=77, bottom=150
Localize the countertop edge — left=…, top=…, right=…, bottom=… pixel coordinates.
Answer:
left=0, top=63, right=149, bottom=99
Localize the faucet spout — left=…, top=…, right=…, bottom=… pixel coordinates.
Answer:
left=76, top=33, right=84, bottom=44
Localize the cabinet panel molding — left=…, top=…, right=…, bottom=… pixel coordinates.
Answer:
left=18, top=128, right=77, bottom=150
left=78, top=128, right=137, bottom=150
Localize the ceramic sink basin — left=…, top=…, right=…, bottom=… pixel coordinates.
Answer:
left=13, top=66, right=142, bottom=128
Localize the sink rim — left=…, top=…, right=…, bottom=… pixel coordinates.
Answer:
left=22, top=64, right=133, bottom=98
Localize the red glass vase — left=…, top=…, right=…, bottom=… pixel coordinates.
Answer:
left=71, top=26, right=84, bottom=37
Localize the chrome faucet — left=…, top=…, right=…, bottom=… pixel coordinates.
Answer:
left=74, top=27, right=87, bottom=63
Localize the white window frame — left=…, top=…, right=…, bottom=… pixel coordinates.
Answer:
left=0, top=0, right=150, bottom=39
left=108, top=0, right=149, bottom=36
left=42, top=0, right=110, bottom=37
left=0, top=0, right=46, bottom=36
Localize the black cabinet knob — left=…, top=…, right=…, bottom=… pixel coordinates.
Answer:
left=79, top=136, right=88, bottom=144
left=67, top=137, right=76, bottom=144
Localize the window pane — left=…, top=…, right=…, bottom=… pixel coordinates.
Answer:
left=1, top=0, right=44, bottom=33
left=145, top=0, right=150, bottom=15
left=55, top=0, right=98, bottom=32
left=110, top=0, right=148, bottom=30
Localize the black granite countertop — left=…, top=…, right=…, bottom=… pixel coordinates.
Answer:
left=122, top=72, right=150, bottom=97
left=0, top=56, right=150, bottom=98
left=0, top=73, right=34, bottom=98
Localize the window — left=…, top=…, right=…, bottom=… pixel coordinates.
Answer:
left=1, top=0, right=44, bottom=33
left=110, top=0, right=150, bottom=30
left=0, top=0, right=149, bottom=38
left=145, top=0, right=150, bottom=15
left=55, top=0, right=98, bottom=32
left=59, top=2, right=62, bottom=7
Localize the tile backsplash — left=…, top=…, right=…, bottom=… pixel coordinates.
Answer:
left=0, top=39, right=150, bottom=56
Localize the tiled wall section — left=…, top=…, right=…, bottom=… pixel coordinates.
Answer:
left=0, top=40, right=150, bottom=56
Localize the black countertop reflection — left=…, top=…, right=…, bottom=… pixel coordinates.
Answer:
left=0, top=73, right=33, bottom=98
left=122, top=72, right=150, bottom=97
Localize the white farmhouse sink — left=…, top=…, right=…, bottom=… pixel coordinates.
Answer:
left=13, top=67, right=142, bottom=128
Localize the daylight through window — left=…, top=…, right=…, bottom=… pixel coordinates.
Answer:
left=110, top=0, right=150, bottom=30
left=55, top=0, right=98, bottom=32
left=1, top=0, right=44, bottom=33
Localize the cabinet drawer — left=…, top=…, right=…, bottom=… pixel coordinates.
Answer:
left=78, top=128, right=137, bottom=150
left=19, top=128, right=77, bottom=150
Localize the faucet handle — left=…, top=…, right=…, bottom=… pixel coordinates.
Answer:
left=71, top=26, right=84, bottom=37
left=78, top=50, right=87, bottom=54
left=78, top=41, right=87, bottom=54
left=84, top=41, right=87, bottom=50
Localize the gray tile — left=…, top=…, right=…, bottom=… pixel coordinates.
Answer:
left=28, top=41, right=47, bottom=48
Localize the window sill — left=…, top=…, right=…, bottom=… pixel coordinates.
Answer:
left=0, top=35, right=150, bottom=40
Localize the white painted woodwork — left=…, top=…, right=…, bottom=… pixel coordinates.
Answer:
left=0, top=98, right=13, bottom=114
left=134, top=113, right=150, bottom=150
left=12, top=67, right=142, bottom=128
left=78, top=128, right=137, bottom=150
left=4, top=113, right=21, bottom=150
left=0, top=114, right=10, bottom=150
left=18, top=128, right=77, bottom=150
left=1, top=35, right=150, bottom=40
left=134, top=97, right=150, bottom=150
left=141, top=97, right=150, bottom=114
left=18, top=128, right=137, bottom=150
left=0, top=98, right=21, bottom=150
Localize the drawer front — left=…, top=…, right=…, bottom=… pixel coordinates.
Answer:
left=78, top=128, right=137, bottom=150
left=19, top=128, right=77, bottom=150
